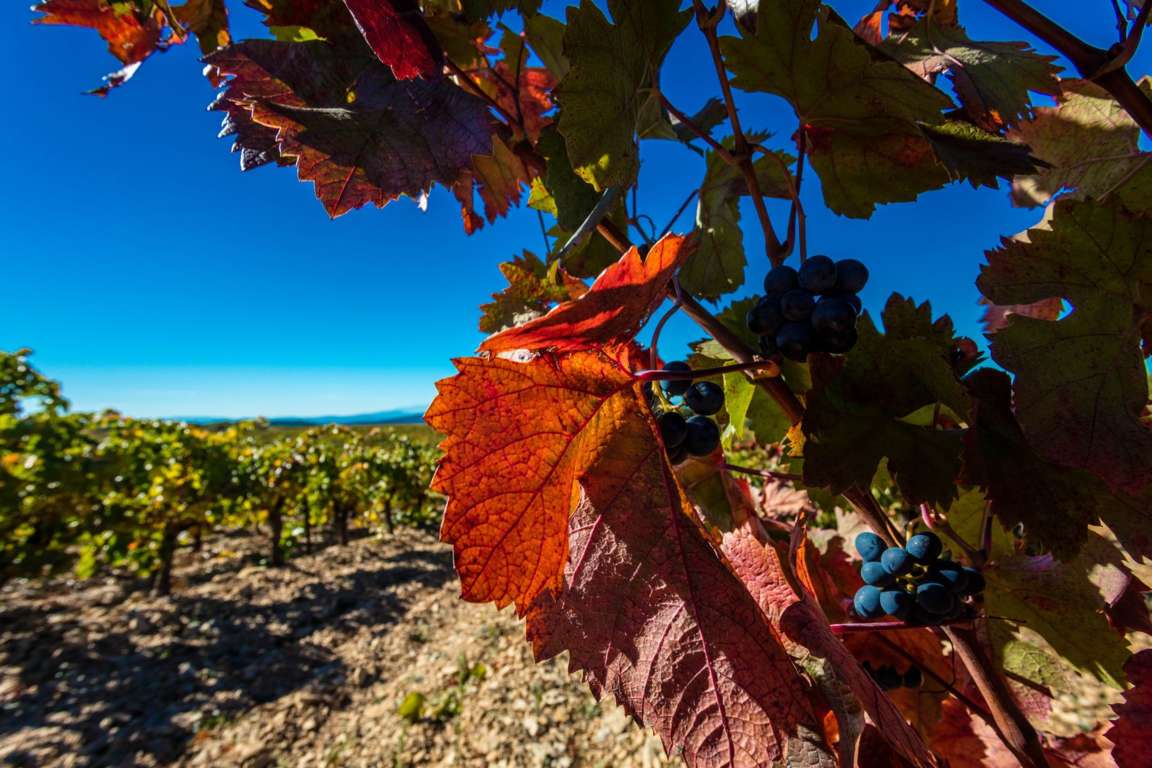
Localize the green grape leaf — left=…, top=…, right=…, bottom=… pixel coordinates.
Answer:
left=524, top=13, right=569, bottom=80
left=919, top=121, right=1048, bottom=189
left=1007, top=79, right=1152, bottom=207
left=883, top=23, right=1060, bottom=128
left=977, top=198, right=1152, bottom=496
left=556, top=0, right=690, bottom=189
left=963, top=369, right=1124, bottom=559
left=721, top=0, right=953, bottom=217
left=948, top=491, right=1134, bottom=689
left=681, top=137, right=793, bottom=299
left=478, top=251, right=578, bottom=334
left=802, top=295, right=968, bottom=505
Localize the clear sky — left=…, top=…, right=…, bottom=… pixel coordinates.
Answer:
left=1, top=0, right=1143, bottom=418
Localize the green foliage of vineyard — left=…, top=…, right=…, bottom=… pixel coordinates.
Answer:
left=0, top=349, right=440, bottom=595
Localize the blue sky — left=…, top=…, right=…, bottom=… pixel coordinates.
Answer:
left=1, top=0, right=1143, bottom=417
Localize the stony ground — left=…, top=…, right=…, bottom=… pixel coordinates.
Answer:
left=0, top=531, right=672, bottom=768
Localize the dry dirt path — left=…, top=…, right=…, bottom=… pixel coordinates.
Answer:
left=0, top=531, right=672, bottom=768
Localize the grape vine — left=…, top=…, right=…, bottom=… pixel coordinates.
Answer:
left=29, top=0, right=1152, bottom=766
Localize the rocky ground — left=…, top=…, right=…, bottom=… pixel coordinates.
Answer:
left=0, top=531, right=671, bottom=768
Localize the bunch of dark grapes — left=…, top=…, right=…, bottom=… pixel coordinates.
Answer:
left=747, top=255, right=868, bottom=362
left=651, top=361, right=724, bottom=464
left=851, top=531, right=985, bottom=625
left=862, top=662, right=923, bottom=691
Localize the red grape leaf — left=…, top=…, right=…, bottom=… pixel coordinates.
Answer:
left=977, top=198, right=1152, bottom=496
left=341, top=0, right=443, bottom=79
left=1107, top=650, right=1152, bottom=768
left=1106, top=574, right=1152, bottom=635
left=928, top=698, right=987, bottom=768
left=451, top=135, right=539, bottom=235
left=525, top=448, right=826, bottom=767
left=33, top=0, right=170, bottom=94
left=480, top=234, right=693, bottom=353
left=425, top=346, right=644, bottom=613
left=205, top=39, right=493, bottom=218
left=855, top=724, right=915, bottom=768
left=721, top=527, right=937, bottom=766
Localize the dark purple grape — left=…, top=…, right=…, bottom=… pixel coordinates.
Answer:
left=663, top=361, right=692, bottom=397
left=855, top=532, right=886, bottom=562
left=668, top=443, right=688, bottom=465
left=779, top=289, right=815, bottom=322
left=827, top=292, right=863, bottom=315
left=834, top=258, right=869, bottom=293
left=814, top=325, right=858, bottom=355
left=759, top=334, right=779, bottom=357
left=881, top=547, right=914, bottom=576
left=747, top=295, right=785, bottom=337
left=811, top=298, right=857, bottom=335
left=684, top=416, right=720, bottom=456
left=861, top=561, right=895, bottom=587
left=906, top=532, right=943, bottom=563
left=931, top=561, right=969, bottom=594
left=916, top=581, right=955, bottom=616
left=658, top=411, right=688, bottom=449
left=763, top=265, right=799, bottom=294
left=853, top=585, right=884, bottom=618
left=798, top=255, right=837, bottom=294
left=775, top=322, right=812, bottom=362
left=960, top=567, right=986, bottom=596
left=880, top=588, right=914, bottom=619
left=684, top=381, right=724, bottom=416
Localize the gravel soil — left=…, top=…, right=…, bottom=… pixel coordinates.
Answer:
left=0, top=531, right=672, bottom=768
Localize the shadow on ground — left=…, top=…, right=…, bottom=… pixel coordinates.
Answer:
left=0, top=539, right=452, bottom=767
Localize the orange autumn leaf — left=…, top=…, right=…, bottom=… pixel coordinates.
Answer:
left=33, top=0, right=164, bottom=66
left=480, top=234, right=694, bottom=354
left=425, top=346, right=643, bottom=613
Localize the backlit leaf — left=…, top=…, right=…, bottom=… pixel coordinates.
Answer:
left=205, top=39, right=493, bottom=218
left=33, top=0, right=170, bottom=94
left=722, top=0, right=954, bottom=217
left=477, top=251, right=576, bottom=334
left=426, top=347, right=642, bottom=612
left=1008, top=80, right=1152, bottom=207
left=480, top=234, right=692, bottom=353
left=341, top=0, right=443, bottom=79
left=883, top=23, right=1060, bottom=128
left=526, top=448, right=825, bottom=768
left=557, top=0, right=690, bottom=189
left=174, top=0, right=231, bottom=54
left=977, top=198, right=1152, bottom=495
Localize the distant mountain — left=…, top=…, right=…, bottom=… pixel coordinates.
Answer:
left=178, top=408, right=427, bottom=426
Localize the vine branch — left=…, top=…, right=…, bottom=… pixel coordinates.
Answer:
left=691, top=0, right=786, bottom=265
left=982, top=0, right=1152, bottom=135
